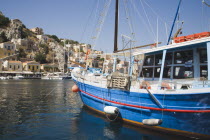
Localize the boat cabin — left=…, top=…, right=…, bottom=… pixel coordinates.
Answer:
left=134, top=33, right=210, bottom=81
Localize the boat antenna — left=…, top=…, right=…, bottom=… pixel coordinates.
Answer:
left=167, top=0, right=182, bottom=45
left=114, top=0, right=119, bottom=53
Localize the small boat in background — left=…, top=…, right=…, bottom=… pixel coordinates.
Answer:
left=0, top=76, right=8, bottom=80
left=41, top=72, right=71, bottom=80
left=13, top=75, right=25, bottom=79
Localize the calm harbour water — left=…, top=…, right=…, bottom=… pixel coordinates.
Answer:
left=0, top=80, right=196, bottom=140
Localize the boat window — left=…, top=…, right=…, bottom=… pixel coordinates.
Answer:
left=174, top=50, right=193, bottom=64
left=199, top=49, right=207, bottom=63
left=174, top=66, right=194, bottom=79
left=155, top=54, right=163, bottom=65
left=144, top=55, right=154, bottom=66
left=155, top=54, right=162, bottom=65
left=165, top=53, right=172, bottom=65
left=154, top=67, right=171, bottom=78
left=155, top=53, right=172, bottom=66
left=200, top=66, right=207, bottom=78
left=141, top=68, right=153, bottom=78
left=154, top=67, right=161, bottom=77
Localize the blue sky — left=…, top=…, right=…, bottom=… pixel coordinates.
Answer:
left=0, top=0, right=209, bottom=53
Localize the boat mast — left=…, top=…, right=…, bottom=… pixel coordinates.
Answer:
left=167, top=0, right=182, bottom=45
left=113, top=0, right=119, bottom=53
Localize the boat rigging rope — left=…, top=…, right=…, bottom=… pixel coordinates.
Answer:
left=123, top=0, right=136, bottom=40
left=43, top=85, right=58, bottom=98
left=139, top=0, right=156, bottom=42
left=89, top=0, right=101, bottom=43
left=143, top=0, right=169, bottom=26
left=43, top=73, right=72, bottom=98
left=131, top=1, right=155, bottom=42
left=91, top=0, right=112, bottom=51
left=79, top=0, right=99, bottom=43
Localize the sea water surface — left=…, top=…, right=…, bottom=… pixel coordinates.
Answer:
left=0, top=80, right=196, bottom=140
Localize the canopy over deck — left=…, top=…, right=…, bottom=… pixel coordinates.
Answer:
left=132, top=37, right=210, bottom=56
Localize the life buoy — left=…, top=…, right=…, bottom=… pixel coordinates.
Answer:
left=72, top=84, right=79, bottom=92
left=140, top=81, right=151, bottom=89
left=161, top=82, right=171, bottom=90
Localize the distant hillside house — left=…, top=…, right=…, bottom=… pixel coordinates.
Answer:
left=36, top=35, right=49, bottom=43
left=41, top=63, right=59, bottom=73
left=80, top=44, right=91, bottom=53
left=23, top=61, right=40, bottom=72
left=3, top=60, right=22, bottom=71
left=11, top=38, right=28, bottom=46
left=11, top=38, right=28, bottom=50
left=30, top=27, right=43, bottom=35
left=0, top=42, right=16, bottom=59
left=94, top=50, right=103, bottom=54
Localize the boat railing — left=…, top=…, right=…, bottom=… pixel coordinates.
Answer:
left=133, top=78, right=210, bottom=90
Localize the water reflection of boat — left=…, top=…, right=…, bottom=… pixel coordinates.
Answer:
left=75, top=105, right=191, bottom=140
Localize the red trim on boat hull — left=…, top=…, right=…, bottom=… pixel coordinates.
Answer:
left=80, top=89, right=210, bottom=113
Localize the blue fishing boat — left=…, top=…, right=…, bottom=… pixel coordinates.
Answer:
left=72, top=0, right=210, bottom=138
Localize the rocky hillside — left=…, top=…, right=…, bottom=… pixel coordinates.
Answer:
left=0, top=12, right=32, bottom=41
left=0, top=11, right=80, bottom=71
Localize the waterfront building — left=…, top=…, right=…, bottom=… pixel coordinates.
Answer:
left=22, top=61, right=40, bottom=72
left=3, top=60, right=22, bottom=71
left=41, top=63, right=59, bottom=73
left=0, top=42, right=16, bottom=59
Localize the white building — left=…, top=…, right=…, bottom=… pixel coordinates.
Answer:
left=36, top=35, right=49, bottom=43
left=11, top=38, right=28, bottom=50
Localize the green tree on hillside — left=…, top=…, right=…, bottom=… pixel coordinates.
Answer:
left=47, top=35, right=60, bottom=42
left=35, top=52, right=46, bottom=64
left=40, top=44, right=49, bottom=54
left=18, top=48, right=27, bottom=58
left=0, top=32, right=9, bottom=43
left=0, top=14, right=10, bottom=28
